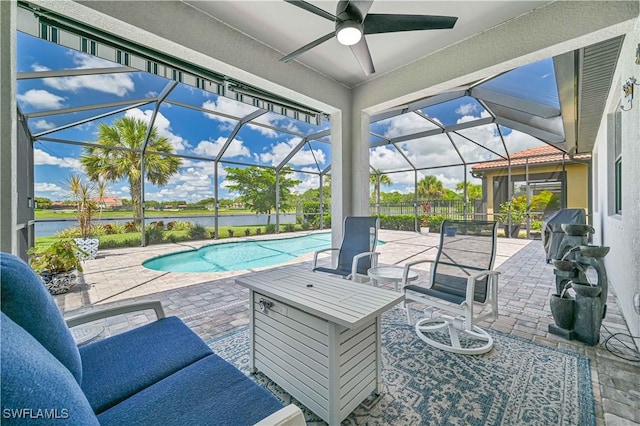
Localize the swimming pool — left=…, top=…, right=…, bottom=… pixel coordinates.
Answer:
left=143, top=233, right=383, bottom=273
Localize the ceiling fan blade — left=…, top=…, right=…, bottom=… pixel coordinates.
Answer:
left=350, top=0, right=374, bottom=18
left=284, top=0, right=336, bottom=22
left=350, top=37, right=375, bottom=75
left=280, top=32, right=335, bottom=63
left=364, top=14, right=458, bottom=34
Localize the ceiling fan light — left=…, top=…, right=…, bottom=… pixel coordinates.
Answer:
left=336, top=21, right=362, bottom=46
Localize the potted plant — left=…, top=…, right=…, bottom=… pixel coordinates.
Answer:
left=498, top=196, right=527, bottom=238
left=27, top=240, right=86, bottom=295
left=69, top=175, right=103, bottom=259
left=420, top=217, right=430, bottom=234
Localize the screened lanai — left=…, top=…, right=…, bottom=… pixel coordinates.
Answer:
left=16, top=2, right=621, bottom=248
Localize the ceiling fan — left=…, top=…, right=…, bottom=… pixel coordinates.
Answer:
left=281, top=0, right=458, bottom=75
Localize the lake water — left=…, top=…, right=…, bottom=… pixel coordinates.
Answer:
left=35, top=213, right=298, bottom=237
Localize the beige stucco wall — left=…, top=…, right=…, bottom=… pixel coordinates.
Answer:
left=481, top=162, right=590, bottom=217
left=592, top=17, right=640, bottom=344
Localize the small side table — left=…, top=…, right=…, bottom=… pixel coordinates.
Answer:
left=71, top=324, right=105, bottom=346
left=368, top=266, right=419, bottom=292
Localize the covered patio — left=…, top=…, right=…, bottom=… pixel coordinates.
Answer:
left=2, top=1, right=640, bottom=425
left=54, top=231, right=639, bottom=424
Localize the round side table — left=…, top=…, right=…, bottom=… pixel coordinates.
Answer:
left=367, top=266, right=419, bottom=292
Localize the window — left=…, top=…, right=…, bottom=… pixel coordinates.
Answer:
left=615, top=157, right=622, bottom=214
left=608, top=110, right=622, bottom=215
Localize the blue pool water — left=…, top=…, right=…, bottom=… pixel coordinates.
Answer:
left=143, top=233, right=383, bottom=273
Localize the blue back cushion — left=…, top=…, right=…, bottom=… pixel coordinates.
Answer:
left=0, top=313, right=99, bottom=425
left=0, top=253, right=82, bottom=384
left=337, top=217, right=378, bottom=275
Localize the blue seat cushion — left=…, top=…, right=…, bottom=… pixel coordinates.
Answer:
left=1, top=313, right=99, bottom=425
left=404, top=284, right=466, bottom=305
left=97, top=354, right=284, bottom=426
left=0, top=253, right=83, bottom=384
left=80, top=316, right=212, bottom=414
left=313, top=266, right=350, bottom=277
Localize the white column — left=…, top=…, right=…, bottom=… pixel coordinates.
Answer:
left=1, top=1, right=17, bottom=255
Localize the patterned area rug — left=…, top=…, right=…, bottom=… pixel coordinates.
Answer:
left=208, top=308, right=594, bottom=425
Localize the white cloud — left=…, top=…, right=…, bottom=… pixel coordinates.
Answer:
left=33, top=148, right=82, bottom=170
left=379, top=113, right=440, bottom=139
left=17, top=89, right=66, bottom=109
left=34, top=182, right=64, bottom=192
left=293, top=168, right=321, bottom=193
left=455, top=103, right=478, bottom=115
left=194, top=137, right=250, bottom=158
left=124, top=108, right=189, bottom=152
left=31, top=119, right=57, bottom=131
left=35, top=52, right=135, bottom=96
left=260, top=138, right=325, bottom=166
left=202, top=98, right=285, bottom=138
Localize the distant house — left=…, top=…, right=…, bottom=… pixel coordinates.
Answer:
left=94, top=196, right=123, bottom=209
left=471, top=145, right=591, bottom=220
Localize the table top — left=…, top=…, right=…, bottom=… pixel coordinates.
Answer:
left=368, top=266, right=419, bottom=281
left=236, top=269, right=404, bottom=329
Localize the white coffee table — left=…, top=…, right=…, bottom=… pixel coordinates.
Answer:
left=236, top=269, right=403, bottom=425
left=368, top=266, right=419, bottom=292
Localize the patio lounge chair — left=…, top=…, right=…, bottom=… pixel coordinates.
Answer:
left=403, top=220, right=500, bottom=354
left=312, top=216, right=379, bottom=282
left=0, top=253, right=304, bottom=425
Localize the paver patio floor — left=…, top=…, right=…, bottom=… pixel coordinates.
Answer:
left=55, top=230, right=640, bottom=425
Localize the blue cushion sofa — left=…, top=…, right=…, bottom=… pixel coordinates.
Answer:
left=0, top=253, right=304, bottom=425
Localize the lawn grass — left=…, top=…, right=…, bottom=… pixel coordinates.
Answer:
left=35, top=209, right=296, bottom=219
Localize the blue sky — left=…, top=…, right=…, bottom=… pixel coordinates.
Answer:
left=18, top=31, right=556, bottom=201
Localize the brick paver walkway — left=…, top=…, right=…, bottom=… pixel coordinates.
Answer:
left=55, top=230, right=640, bottom=425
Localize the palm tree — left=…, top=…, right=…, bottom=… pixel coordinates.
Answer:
left=370, top=170, right=392, bottom=215
left=81, top=117, right=181, bottom=225
left=417, top=175, right=445, bottom=199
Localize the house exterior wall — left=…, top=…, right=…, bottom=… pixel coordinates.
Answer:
left=592, top=20, right=640, bottom=344
left=480, top=162, right=590, bottom=218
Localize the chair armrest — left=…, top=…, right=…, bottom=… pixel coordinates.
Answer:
left=254, top=404, right=305, bottom=426
left=350, top=251, right=379, bottom=279
left=467, top=269, right=501, bottom=281
left=65, top=301, right=165, bottom=328
left=313, top=247, right=339, bottom=269
left=402, top=259, right=434, bottom=284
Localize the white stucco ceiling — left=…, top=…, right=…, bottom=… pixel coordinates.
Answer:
left=182, top=0, right=550, bottom=88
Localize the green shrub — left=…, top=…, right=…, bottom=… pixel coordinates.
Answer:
left=98, top=236, right=141, bottom=249
left=256, top=228, right=262, bottom=235
left=55, top=226, right=81, bottom=239
left=110, top=222, right=127, bottom=234
left=188, top=224, right=209, bottom=240
left=228, top=229, right=235, bottom=238
left=301, top=221, right=310, bottom=231
left=124, top=221, right=139, bottom=233
left=166, top=221, right=176, bottom=230
left=265, top=224, right=276, bottom=234
left=378, top=215, right=415, bottom=231
left=145, top=224, right=164, bottom=244
left=244, top=228, right=251, bottom=236
left=170, top=221, right=192, bottom=232
left=284, top=223, right=295, bottom=232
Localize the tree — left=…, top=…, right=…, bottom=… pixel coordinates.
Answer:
left=455, top=182, right=483, bottom=200
left=34, top=197, right=52, bottom=209
left=81, top=117, right=181, bottom=225
left=417, top=175, right=445, bottom=199
left=370, top=170, right=392, bottom=205
left=224, top=166, right=301, bottom=224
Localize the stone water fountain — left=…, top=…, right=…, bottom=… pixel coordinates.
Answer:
left=549, top=224, right=610, bottom=345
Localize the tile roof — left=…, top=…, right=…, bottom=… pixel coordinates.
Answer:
left=471, top=145, right=591, bottom=171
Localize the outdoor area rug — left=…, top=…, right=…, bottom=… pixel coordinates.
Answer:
left=208, top=308, right=594, bottom=425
